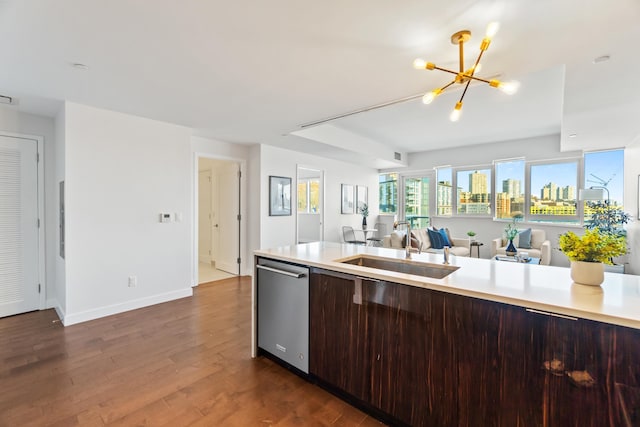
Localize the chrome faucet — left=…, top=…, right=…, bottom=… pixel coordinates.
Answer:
left=396, top=220, right=420, bottom=259
left=443, top=246, right=450, bottom=265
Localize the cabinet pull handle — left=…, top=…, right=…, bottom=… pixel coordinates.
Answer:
left=526, top=308, right=577, bottom=321
left=257, top=264, right=305, bottom=278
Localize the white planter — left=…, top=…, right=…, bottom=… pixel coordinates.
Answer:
left=570, top=261, right=604, bottom=286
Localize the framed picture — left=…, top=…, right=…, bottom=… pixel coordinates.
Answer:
left=269, top=176, right=292, bottom=216
left=341, top=184, right=354, bottom=214
left=356, top=185, right=368, bottom=213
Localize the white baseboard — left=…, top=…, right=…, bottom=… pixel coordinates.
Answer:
left=60, top=288, right=193, bottom=326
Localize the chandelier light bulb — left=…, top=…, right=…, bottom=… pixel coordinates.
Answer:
left=485, top=22, right=500, bottom=38
left=413, top=58, right=427, bottom=69
left=498, top=80, right=520, bottom=95
left=450, top=102, right=463, bottom=122
left=422, top=89, right=442, bottom=104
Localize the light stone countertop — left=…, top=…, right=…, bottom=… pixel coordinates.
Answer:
left=254, top=241, right=640, bottom=330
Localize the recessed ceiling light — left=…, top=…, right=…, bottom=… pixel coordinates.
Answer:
left=593, top=55, right=610, bottom=64
left=569, top=133, right=577, bottom=138
left=71, top=63, right=89, bottom=70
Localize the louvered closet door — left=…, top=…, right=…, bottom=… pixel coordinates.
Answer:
left=0, top=135, right=39, bottom=317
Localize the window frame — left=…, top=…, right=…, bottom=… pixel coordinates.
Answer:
left=453, top=165, right=493, bottom=217
left=296, top=177, right=320, bottom=214
left=494, top=157, right=526, bottom=221
left=526, top=157, right=582, bottom=224
left=400, top=172, right=434, bottom=227
left=381, top=149, right=623, bottom=227
left=378, top=172, right=399, bottom=215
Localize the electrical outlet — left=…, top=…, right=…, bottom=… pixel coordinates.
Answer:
left=128, top=276, right=137, bottom=287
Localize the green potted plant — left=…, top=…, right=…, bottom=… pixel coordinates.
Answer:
left=584, top=201, right=631, bottom=272
left=559, top=228, right=626, bottom=286
left=466, top=230, right=476, bottom=241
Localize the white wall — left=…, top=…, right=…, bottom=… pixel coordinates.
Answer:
left=54, top=106, right=66, bottom=314
left=0, top=107, right=58, bottom=307
left=62, top=102, right=193, bottom=325
left=624, top=143, right=640, bottom=274
left=259, top=144, right=379, bottom=250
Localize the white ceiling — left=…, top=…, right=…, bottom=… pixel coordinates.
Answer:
left=1, top=0, right=639, bottom=168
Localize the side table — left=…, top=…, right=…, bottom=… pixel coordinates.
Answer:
left=470, top=241, right=483, bottom=258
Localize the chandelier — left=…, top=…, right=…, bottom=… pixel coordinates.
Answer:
left=413, top=22, right=519, bottom=121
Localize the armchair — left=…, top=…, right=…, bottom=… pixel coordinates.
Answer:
left=491, top=228, right=551, bottom=265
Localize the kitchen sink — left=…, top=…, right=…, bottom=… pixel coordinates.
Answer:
left=338, top=255, right=459, bottom=279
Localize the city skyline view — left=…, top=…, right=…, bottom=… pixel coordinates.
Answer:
left=382, top=150, right=624, bottom=220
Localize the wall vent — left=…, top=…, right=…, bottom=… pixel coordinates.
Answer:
left=394, top=152, right=402, bottom=161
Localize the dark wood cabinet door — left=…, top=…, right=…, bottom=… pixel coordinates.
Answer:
left=309, top=270, right=373, bottom=403
left=539, top=314, right=640, bottom=427
left=454, top=298, right=546, bottom=427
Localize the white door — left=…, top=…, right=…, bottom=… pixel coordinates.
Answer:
left=0, top=135, right=40, bottom=317
left=217, top=162, right=239, bottom=274
left=198, top=170, right=212, bottom=264
left=210, top=173, right=220, bottom=265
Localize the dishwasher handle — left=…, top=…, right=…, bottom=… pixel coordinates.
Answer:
left=257, top=264, right=306, bottom=278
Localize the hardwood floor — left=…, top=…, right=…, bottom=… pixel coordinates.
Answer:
left=0, top=277, right=382, bottom=426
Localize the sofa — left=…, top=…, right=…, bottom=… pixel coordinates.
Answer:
left=491, top=228, right=551, bottom=265
left=382, top=228, right=470, bottom=257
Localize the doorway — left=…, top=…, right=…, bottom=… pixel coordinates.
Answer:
left=0, top=134, right=43, bottom=317
left=296, top=166, right=324, bottom=243
left=197, top=157, right=240, bottom=284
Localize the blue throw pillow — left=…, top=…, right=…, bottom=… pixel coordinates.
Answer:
left=427, top=228, right=445, bottom=249
left=517, top=228, right=532, bottom=249
left=437, top=228, right=451, bottom=247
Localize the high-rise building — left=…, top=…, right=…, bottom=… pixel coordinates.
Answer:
left=379, top=173, right=397, bottom=213
left=496, top=192, right=511, bottom=218
left=437, top=181, right=452, bottom=215
left=561, top=185, right=575, bottom=200
left=541, top=182, right=558, bottom=201
left=502, top=179, right=521, bottom=199
left=469, top=171, right=488, bottom=195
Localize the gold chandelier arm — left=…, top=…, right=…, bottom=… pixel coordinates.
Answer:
left=432, top=66, right=459, bottom=76
left=459, top=39, right=465, bottom=72
left=440, top=80, right=457, bottom=91
left=465, top=74, right=493, bottom=84
left=458, top=79, right=472, bottom=103
left=470, top=49, right=486, bottom=77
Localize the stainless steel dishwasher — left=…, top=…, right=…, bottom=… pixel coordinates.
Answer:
left=256, top=257, right=309, bottom=373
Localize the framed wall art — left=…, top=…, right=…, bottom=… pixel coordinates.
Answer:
left=341, top=184, right=354, bottom=214
left=269, top=176, right=292, bottom=216
left=356, top=185, right=368, bottom=213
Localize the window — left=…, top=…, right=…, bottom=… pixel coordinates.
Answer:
left=456, top=168, right=492, bottom=215
left=436, top=168, right=452, bottom=216
left=529, top=160, right=579, bottom=223
left=379, top=173, right=398, bottom=214
left=583, top=149, right=624, bottom=222
left=297, top=178, right=320, bottom=213
left=494, top=159, right=525, bottom=219
left=404, top=175, right=430, bottom=228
